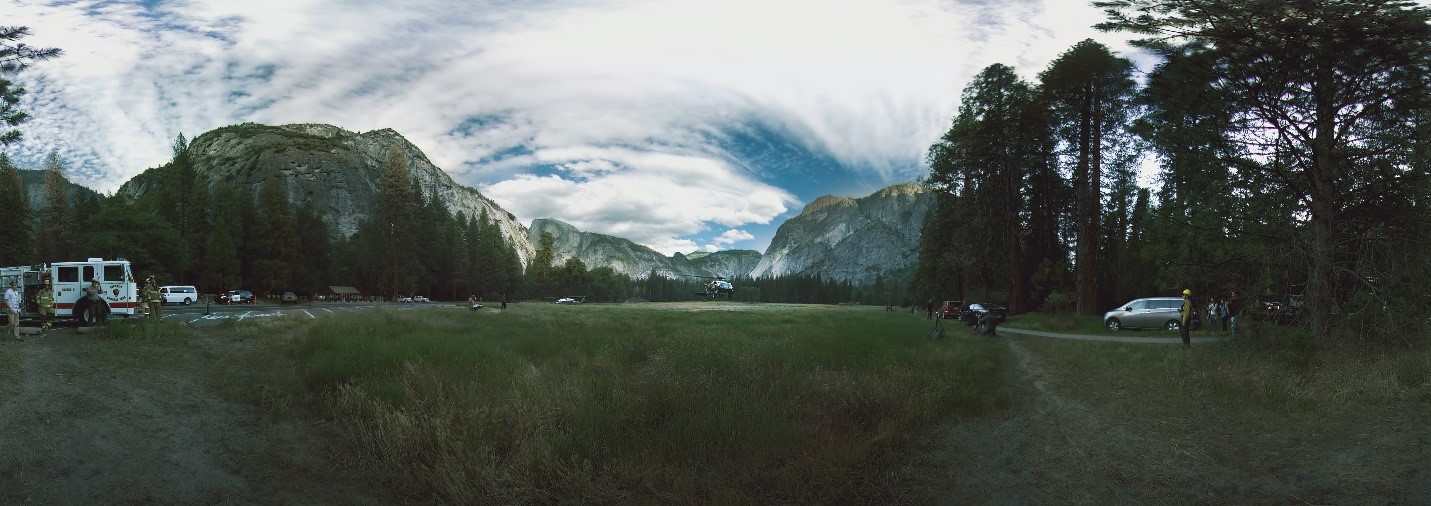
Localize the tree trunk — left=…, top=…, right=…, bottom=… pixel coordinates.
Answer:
left=1304, top=65, right=1340, bottom=338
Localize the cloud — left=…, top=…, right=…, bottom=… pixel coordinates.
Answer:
left=478, top=146, right=799, bottom=255
left=705, top=229, right=755, bottom=252
left=1, top=0, right=1127, bottom=252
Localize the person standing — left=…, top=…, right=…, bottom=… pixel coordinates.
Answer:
left=143, top=275, right=162, bottom=320
left=500, top=293, right=508, bottom=310
left=1206, top=299, right=1220, bottom=332
left=925, top=300, right=935, bottom=320
left=87, top=278, right=106, bottom=325
left=1227, top=291, right=1244, bottom=339
left=36, top=277, right=54, bottom=335
left=5, top=280, right=22, bottom=341
left=1179, top=288, right=1194, bottom=348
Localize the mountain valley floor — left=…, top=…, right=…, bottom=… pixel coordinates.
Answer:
left=0, top=305, right=1424, bottom=503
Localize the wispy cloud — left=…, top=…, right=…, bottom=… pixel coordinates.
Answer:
left=2, top=0, right=1117, bottom=255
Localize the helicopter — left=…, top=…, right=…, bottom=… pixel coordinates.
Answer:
left=689, top=275, right=735, bottom=299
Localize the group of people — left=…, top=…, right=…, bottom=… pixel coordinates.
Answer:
left=1179, top=289, right=1244, bottom=347
left=1205, top=295, right=1243, bottom=334
left=2, top=276, right=64, bottom=341
left=1, top=273, right=165, bottom=341
left=467, top=293, right=508, bottom=310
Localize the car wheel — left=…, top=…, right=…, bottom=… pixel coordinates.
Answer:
left=1165, top=320, right=1181, bottom=332
left=183, top=297, right=192, bottom=305
left=1106, top=318, right=1121, bottom=331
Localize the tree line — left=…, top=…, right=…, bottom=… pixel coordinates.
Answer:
left=914, top=0, right=1431, bottom=338
left=3, top=140, right=898, bottom=305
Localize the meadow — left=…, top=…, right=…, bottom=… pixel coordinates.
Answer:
left=295, top=302, right=1010, bottom=503
left=279, top=302, right=1429, bottom=503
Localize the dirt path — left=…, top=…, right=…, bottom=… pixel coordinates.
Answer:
left=0, top=327, right=391, bottom=504
left=900, top=333, right=1430, bottom=504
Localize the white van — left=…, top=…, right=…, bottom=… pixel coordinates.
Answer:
left=160, top=285, right=199, bottom=305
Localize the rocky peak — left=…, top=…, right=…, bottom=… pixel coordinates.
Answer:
left=748, top=182, right=932, bottom=284
left=116, top=122, right=536, bottom=266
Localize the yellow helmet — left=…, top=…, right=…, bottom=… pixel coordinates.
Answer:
left=1182, top=289, right=1192, bottom=296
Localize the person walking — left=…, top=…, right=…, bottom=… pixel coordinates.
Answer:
left=143, top=275, right=162, bottom=320
left=36, top=277, right=54, bottom=335
left=1179, top=288, right=1194, bottom=348
left=5, top=280, right=22, bottom=341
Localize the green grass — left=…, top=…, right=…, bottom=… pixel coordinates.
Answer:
left=294, top=303, right=1011, bottom=503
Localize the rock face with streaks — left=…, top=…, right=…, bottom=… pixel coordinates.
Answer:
left=748, top=182, right=933, bottom=285
left=115, top=123, right=535, bottom=265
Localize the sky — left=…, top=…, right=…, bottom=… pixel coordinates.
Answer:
left=2, top=0, right=1129, bottom=255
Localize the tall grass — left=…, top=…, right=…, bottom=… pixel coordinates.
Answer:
left=295, top=303, right=1009, bottom=503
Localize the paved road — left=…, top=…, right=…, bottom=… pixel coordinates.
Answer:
left=997, top=325, right=1226, bottom=345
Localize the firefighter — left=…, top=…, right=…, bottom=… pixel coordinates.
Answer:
left=143, top=275, right=162, bottom=320
left=37, top=277, right=54, bottom=335
left=87, top=278, right=106, bottom=325
left=1179, top=288, right=1194, bottom=348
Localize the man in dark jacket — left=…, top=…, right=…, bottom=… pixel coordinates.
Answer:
left=1227, top=291, right=1244, bottom=339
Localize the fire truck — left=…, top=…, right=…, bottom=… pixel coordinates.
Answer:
left=0, top=258, right=142, bottom=325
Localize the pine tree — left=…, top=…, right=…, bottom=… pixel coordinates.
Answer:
left=39, top=149, right=75, bottom=261
left=251, top=176, right=300, bottom=295
left=1097, top=0, right=1431, bottom=334
left=1039, top=39, right=1139, bottom=316
left=375, top=147, right=422, bottom=299
left=0, top=26, right=61, bottom=145
left=0, top=154, right=35, bottom=264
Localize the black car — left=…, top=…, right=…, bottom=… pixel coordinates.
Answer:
left=959, top=303, right=1008, bottom=327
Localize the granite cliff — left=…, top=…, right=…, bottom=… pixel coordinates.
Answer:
left=748, top=182, right=932, bottom=285
left=110, top=122, right=930, bottom=286
left=114, top=123, right=536, bottom=265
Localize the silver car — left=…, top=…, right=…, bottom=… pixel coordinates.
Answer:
left=1103, top=297, right=1197, bottom=331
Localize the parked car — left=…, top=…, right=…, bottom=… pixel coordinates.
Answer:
left=959, top=303, right=1007, bottom=327
left=555, top=297, right=581, bottom=304
left=413, top=295, right=430, bottom=303
left=281, top=291, right=298, bottom=304
left=397, top=296, right=413, bottom=303
left=938, top=300, right=965, bottom=320
left=159, top=285, right=198, bottom=305
left=220, top=289, right=254, bottom=304
left=1103, top=297, right=1200, bottom=331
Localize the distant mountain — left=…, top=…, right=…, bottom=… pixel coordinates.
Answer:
left=106, top=122, right=930, bottom=286
left=16, top=169, right=101, bottom=213
left=748, top=182, right=932, bottom=285
left=529, top=218, right=761, bottom=279
left=531, top=183, right=931, bottom=285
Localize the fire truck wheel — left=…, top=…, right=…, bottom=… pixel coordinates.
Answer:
left=73, top=297, right=91, bottom=324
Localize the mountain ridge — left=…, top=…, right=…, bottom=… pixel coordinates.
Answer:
left=107, top=122, right=930, bottom=285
